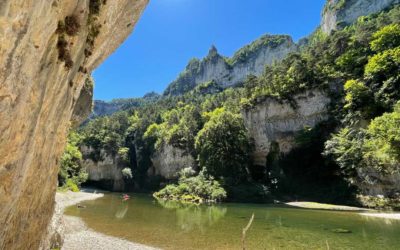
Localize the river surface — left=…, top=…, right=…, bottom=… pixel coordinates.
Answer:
left=65, top=193, right=400, bottom=249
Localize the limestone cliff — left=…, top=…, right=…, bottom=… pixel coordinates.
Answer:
left=81, top=146, right=126, bottom=191
left=149, top=144, right=196, bottom=180
left=0, top=1, right=148, bottom=249
left=92, top=100, right=122, bottom=117
left=322, top=0, right=400, bottom=33
left=356, top=168, right=400, bottom=198
left=91, top=92, right=161, bottom=118
left=164, top=35, right=297, bottom=96
left=242, top=90, right=331, bottom=167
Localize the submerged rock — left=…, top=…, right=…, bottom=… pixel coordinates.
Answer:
left=331, top=228, right=352, bottom=233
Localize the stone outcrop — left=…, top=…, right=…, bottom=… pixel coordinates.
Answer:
left=321, top=0, right=400, bottom=33
left=149, top=144, right=196, bottom=180
left=242, top=90, right=330, bottom=166
left=164, top=35, right=298, bottom=96
left=0, top=1, right=148, bottom=249
left=91, top=100, right=122, bottom=117
left=355, top=167, right=400, bottom=197
left=81, top=146, right=126, bottom=191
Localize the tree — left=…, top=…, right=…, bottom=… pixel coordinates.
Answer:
left=195, top=108, right=253, bottom=182
left=370, top=24, right=400, bottom=52
left=343, top=79, right=376, bottom=118
left=365, top=47, right=400, bottom=108
left=324, top=127, right=365, bottom=177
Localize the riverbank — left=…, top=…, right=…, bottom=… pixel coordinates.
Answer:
left=285, top=201, right=370, bottom=211
left=285, top=201, right=400, bottom=220
left=359, top=213, right=400, bottom=220
left=56, top=190, right=158, bottom=250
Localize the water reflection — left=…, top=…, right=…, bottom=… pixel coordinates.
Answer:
left=115, top=202, right=129, bottom=219
left=156, top=199, right=227, bottom=232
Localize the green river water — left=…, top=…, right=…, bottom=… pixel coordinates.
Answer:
left=65, top=193, right=400, bottom=249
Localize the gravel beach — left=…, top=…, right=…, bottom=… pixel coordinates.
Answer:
left=285, top=201, right=400, bottom=220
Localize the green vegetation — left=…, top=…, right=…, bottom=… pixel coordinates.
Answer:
left=330, top=102, right=400, bottom=178
left=323, top=0, right=347, bottom=14
left=370, top=24, right=400, bottom=52
left=85, top=0, right=106, bottom=58
left=64, top=15, right=81, bottom=36
left=58, top=131, right=88, bottom=192
left=55, top=15, right=82, bottom=69
left=154, top=168, right=227, bottom=203
left=62, top=5, right=400, bottom=207
left=195, top=108, right=253, bottom=183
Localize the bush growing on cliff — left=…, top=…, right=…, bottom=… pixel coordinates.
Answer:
left=122, top=168, right=133, bottom=179
left=154, top=168, right=227, bottom=203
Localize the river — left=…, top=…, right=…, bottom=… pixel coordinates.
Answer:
left=65, top=193, right=400, bottom=249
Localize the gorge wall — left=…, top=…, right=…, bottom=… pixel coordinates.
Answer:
left=152, top=90, right=331, bottom=181
left=164, top=35, right=298, bottom=96
left=149, top=144, right=196, bottom=180
left=322, top=0, right=400, bottom=33
left=0, top=1, right=148, bottom=249
left=242, top=90, right=331, bottom=167
left=81, top=146, right=126, bottom=192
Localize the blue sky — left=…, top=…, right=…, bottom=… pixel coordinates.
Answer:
left=93, top=0, right=326, bottom=101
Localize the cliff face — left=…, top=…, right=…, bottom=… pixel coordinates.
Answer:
left=0, top=1, right=148, bottom=249
left=356, top=168, right=400, bottom=197
left=164, top=35, right=297, bottom=96
left=322, top=0, right=400, bottom=33
left=242, top=90, right=330, bottom=166
left=149, top=144, right=196, bottom=180
left=92, top=100, right=122, bottom=117
left=81, top=146, right=126, bottom=191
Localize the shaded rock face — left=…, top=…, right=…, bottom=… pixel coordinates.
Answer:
left=356, top=168, right=400, bottom=197
left=0, top=1, right=148, bottom=249
left=149, top=144, right=196, bottom=180
left=71, top=77, right=94, bottom=127
left=242, top=90, right=330, bottom=167
left=322, top=0, right=400, bottom=33
left=81, top=146, right=125, bottom=192
left=164, top=35, right=298, bottom=96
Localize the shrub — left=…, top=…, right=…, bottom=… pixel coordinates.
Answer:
left=64, top=15, right=81, bottom=36
left=56, top=35, right=73, bottom=69
left=343, top=80, right=373, bottom=113
left=89, top=0, right=104, bottom=15
left=370, top=24, right=400, bottom=52
left=121, top=168, right=133, bottom=179
left=154, top=169, right=227, bottom=203
left=61, top=179, right=80, bottom=192
left=365, top=47, right=400, bottom=78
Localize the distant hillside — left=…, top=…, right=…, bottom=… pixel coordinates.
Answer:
left=92, top=92, right=160, bottom=118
